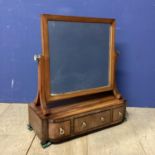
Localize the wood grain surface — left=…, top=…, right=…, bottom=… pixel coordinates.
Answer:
left=0, top=104, right=155, bottom=155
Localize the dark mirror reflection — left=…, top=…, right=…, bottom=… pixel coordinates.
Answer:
left=48, top=21, right=110, bottom=94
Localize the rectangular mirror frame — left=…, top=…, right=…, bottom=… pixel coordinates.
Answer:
left=41, top=14, right=116, bottom=102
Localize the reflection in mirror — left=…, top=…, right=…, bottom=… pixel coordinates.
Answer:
left=48, top=21, right=110, bottom=94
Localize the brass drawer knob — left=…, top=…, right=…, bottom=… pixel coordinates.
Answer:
left=100, top=117, right=105, bottom=122
left=81, top=122, right=87, bottom=128
left=119, top=112, right=123, bottom=117
left=59, top=127, right=65, bottom=135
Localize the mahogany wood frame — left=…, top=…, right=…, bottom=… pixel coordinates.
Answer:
left=34, top=14, right=121, bottom=115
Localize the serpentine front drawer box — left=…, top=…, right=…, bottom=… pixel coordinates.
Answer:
left=28, top=103, right=125, bottom=143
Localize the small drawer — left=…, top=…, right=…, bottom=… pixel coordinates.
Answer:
left=113, top=106, right=124, bottom=122
left=48, top=121, right=70, bottom=139
left=74, top=110, right=111, bottom=134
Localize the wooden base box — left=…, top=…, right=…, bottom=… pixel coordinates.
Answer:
left=28, top=94, right=126, bottom=146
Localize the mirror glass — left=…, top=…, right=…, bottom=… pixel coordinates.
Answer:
left=48, top=21, right=110, bottom=94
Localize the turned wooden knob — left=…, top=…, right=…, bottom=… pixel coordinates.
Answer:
left=59, top=127, right=65, bottom=135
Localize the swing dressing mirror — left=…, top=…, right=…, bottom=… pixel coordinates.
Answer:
left=28, top=14, right=126, bottom=145
left=41, top=15, right=115, bottom=102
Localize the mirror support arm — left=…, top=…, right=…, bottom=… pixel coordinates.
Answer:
left=33, top=54, right=49, bottom=115
left=113, top=50, right=122, bottom=99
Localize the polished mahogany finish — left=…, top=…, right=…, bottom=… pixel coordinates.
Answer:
left=28, top=14, right=126, bottom=145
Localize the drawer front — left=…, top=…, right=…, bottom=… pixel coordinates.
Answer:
left=74, top=110, right=111, bottom=134
left=113, top=106, right=124, bottom=122
left=48, top=121, right=70, bottom=139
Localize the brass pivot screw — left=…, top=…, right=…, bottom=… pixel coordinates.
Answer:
left=34, top=54, right=41, bottom=63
